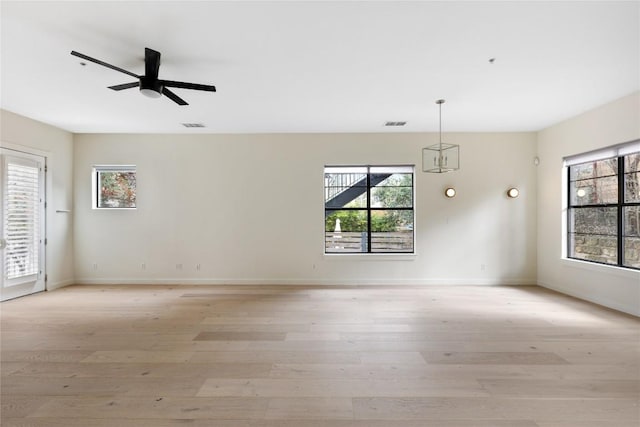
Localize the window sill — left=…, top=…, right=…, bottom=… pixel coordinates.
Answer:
left=324, top=253, right=416, bottom=261
left=561, top=258, right=640, bottom=279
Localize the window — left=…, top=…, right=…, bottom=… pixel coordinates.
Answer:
left=3, top=154, right=43, bottom=281
left=324, top=165, right=414, bottom=253
left=567, top=143, right=640, bottom=269
left=93, top=165, right=136, bottom=209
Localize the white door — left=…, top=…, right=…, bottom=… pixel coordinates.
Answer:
left=0, top=148, right=46, bottom=301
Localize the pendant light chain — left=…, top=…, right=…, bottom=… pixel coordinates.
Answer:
left=437, top=99, right=445, bottom=168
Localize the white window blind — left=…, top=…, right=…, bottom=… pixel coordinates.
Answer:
left=564, top=140, right=640, bottom=166
left=4, top=161, right=40, bottom=280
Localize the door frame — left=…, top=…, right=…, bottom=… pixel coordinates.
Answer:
left=0, top=143, right=48, bottom=300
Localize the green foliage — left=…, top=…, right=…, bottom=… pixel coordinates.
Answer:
left=372, top=174, right=413, bottom=230
left=373, top=174, right=413, bottom=208
left=325, top=210, right=366, bottom=232
left=325, top=173, right=414, bottom=233
left=371, top=212, right=397, bottom=232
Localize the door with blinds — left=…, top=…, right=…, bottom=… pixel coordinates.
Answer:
left=0, top=148, right=46, bottom=301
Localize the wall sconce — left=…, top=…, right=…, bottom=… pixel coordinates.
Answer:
left=507, top=188, right=519, bottom=198
left=444, top=187, right=456, bottom=198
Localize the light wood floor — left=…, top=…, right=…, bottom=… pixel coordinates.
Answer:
left=1, top=284, right=639, bottom=426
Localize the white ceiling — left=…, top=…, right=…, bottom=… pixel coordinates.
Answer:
left=1, top=1, right=638, bottom=134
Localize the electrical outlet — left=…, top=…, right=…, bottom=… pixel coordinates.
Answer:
left=92, top=263, right=98, bottom=271
left=480, top=264, right=486, bottom=271
left=141, top=263, right=146, bottom=270
left=196, top=264, right=201, bottom=271
left=176, top=263, right=183, bottom=270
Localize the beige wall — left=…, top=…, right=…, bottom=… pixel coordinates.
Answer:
left=6, top=92, right=639, bottom=316
left=5, top=92, right=639, bottom=316
left=73, top=131, right=538, bottom=286
left=0, top=109, right=75, bottom=289
left=537, top=92, right=640, bottom=316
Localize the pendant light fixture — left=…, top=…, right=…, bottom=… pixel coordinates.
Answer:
left=422, top=99, right=459, bottom=173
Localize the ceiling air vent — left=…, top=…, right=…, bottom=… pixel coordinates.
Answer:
left=182, top=123, right=205, bottom=128
left=385, top=121, right=407, bottom=127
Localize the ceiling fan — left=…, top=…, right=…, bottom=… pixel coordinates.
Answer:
left=70, top=47, right=216, bottom=105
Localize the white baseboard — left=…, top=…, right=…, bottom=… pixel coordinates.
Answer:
left=73, top=277, right=537, bottom=286
left=46, top=279, right=75, bottom=291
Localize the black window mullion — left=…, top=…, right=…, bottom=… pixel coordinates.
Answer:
left=324, top=164, right=415, bottom=254
left=619, top=156, right=640, bottom=268
left=617, top=156, right=624, bottom=267
left=567, top=166, right=572, bottom=259
left=366, top=168, right=372, bottom=253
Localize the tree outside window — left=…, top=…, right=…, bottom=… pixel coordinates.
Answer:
left=324, top=165, right=414, bottom=254
left=93, top=166, right=136, bottom=209
left=568, top=150, right=640, bottom=269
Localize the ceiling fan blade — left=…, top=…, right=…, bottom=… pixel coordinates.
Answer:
left=108, top=82, right=140, bottom=91
left=71, top=50, right=140, bottom=79
left=162, top=87, right=188, bottom=105
left=160, top=80, right=216, bottom=92
left=145, top=48, right=161, bottom=80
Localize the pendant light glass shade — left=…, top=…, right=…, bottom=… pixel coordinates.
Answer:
left=422, top=99, right=459, bottom=173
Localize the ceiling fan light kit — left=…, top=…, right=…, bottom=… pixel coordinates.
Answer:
left=70, top=47, right=216, bottom=105
left=139, top=76, right=163, bottom=98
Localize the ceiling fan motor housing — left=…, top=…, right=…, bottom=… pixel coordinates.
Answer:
left=139, top=76, right=162, bottom=98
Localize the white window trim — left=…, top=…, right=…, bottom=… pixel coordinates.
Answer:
left=323, top=164, right=416, bottom=255
left=562, top=139, right=640, bottom=270
left=561, top=257, right=640, bottom=279
left=92, top=165, right=137, bottom=210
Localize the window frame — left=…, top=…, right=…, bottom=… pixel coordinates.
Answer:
left=92, top=165, right=137, bottom=210
left=324, top=164, right=415, bottom=255
left=566, top=149, right=640, bottom=270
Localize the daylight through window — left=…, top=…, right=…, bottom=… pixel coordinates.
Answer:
left=567, top=144, right=640, bottom=270
left=93, top=165, right=137, bottom=209
left=324, top=165, right=414, bottom=254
